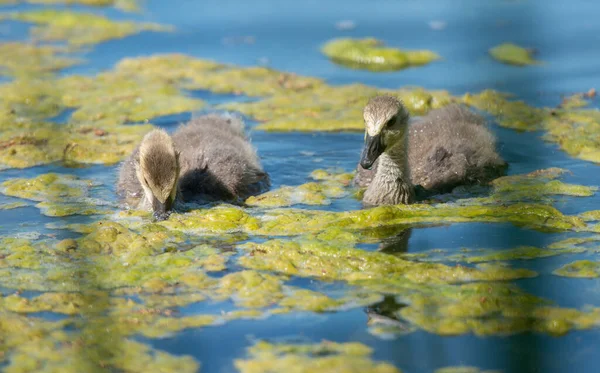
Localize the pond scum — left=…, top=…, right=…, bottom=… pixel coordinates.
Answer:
left=1, top=2, right=600, bottom=372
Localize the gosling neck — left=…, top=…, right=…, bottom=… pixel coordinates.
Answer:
left=363, top=133, right=414, bottom=205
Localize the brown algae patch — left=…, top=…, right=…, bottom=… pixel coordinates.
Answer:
left=0, top=43, right=81, bottom=78
left=235, top=340, right=401, bottom=373
left=3, top=10, right=172, bottom=47
left=553, top=260, right=600, bottom=278
left=489, top=43, right=540, bottom=66
left=322, top=37, right=439, bottom=72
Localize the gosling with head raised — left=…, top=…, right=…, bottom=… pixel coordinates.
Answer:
left=117, top=114, right=270, bottom=220
left=354, top=96, right=507, bottom=205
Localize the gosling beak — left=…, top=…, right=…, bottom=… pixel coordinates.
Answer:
left=360, top=133, right=384, bottom=169
left=152, top=197, right=172, bottom=221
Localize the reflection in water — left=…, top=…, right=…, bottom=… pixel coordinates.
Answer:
left=365, top=295, right=410, bottom=332
left=377, top=227, right=413, bottom=255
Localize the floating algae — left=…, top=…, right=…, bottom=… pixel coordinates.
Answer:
left=393, top=282, right=600, bottom=337
left=238, top=239, right=537, bottom=284
left=2, top=10, right=171, bottom=47
left=0, top=43, right=81, bottom=78
left=553, top=260, right=600, bottom=278
left=115, top=54, right=322, bottom=97
left=222, top=83, right=454, bottom=132
left=410, top=245, right=583, bottom=264
left=0, top=201, right=28, bottom=210
left=2, top=173, right=95, bottom=202
left=246, top=169, right=352, bottom=208
left=322, top=37, right=439, bottom=71
left=435, top=367, right=501, bottom=373
left=235, top=340, right=401, bottom=373
left=1, top=173, right=111, bottom=216
left=489, top=43, right=540, bottom=66
left=1, top=0, right=141, bottom=12
left=463, top=90, right=600, bottom=164
left=431, top=168, right=598, bottom=206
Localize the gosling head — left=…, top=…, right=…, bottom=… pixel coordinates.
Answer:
left=360, top=95, right=410, bottom=169
left=135, top=129, right=180, bottom=221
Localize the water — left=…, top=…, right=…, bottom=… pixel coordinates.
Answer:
left=3, top=0, right=600, bottom=372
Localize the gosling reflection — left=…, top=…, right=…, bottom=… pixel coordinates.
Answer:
left=365, top=295, right=411, bottom=333
left=360, top=224, right=413, bottom=255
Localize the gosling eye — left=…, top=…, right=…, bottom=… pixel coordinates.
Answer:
left=386, top=115, right=397, bottom=128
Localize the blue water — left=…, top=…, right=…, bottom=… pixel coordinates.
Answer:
left=2, top=0, right=600, bottom=372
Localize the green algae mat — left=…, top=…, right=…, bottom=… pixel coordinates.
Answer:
left=1, top=1, right=600, bottom=372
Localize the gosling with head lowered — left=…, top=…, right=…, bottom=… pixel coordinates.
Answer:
left=355, top=95, right=507, bottom=205
left=117, top=114, right=270, bottom=220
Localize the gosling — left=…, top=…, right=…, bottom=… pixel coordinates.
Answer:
left=117, top=114, right=270, bottom=220
left=354, top=96, right=507, bottom=205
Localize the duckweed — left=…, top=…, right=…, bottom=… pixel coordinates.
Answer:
left=235, top=340, right=401, bottom=373
left=322, top=37, right=439, bottom=71
left=3, top=10, right=171, bottom=47
left=489, top=43, right=540, bottom=66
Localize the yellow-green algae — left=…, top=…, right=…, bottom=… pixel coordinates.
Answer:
left=1, top=0, right=141, bottom=12
left=1, top=173, right=111, bottom=216
left=235, top=340, right=400, bottom=373
left=0, top=221, right=376, bottom=370
left=246, top=169, right=353, bottom=207
left=222, top=83, right=454, bottom=132
left=411, top=245, right=583, bottom=264
left=0, top=201, right=28, bottom=210
left=463, top=90, right=600, bottom=164
left=431, top=168, right=597, bottom=206
left=0, top=43, right=81, bottom=78
left=322, top=37, right=439, bottom=72
left=239, top=239, right=537, bottom=284
left=1, top=52, right=600, bottom=169
left=489, top=43, right=540, bottom=66
left=436, top=368, right=500, bottom=373
left=553, top=260, right=600, bottom=278
left=2, top=10, right=171, bottom=47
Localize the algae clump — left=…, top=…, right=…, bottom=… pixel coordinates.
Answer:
left=322, top=37, right=439, bottom=72
left=489, top=43, right=540, bottom=66
left=246, top=169, right=352, bottom=208
left=1, top=0, right=140, bottom=12
left=553, top=260, right=600, bottom=278
left=235, top=340, right=401, bottom=373
left=0, top=43, right=81, bottom=78
left=3, top=10, right=172, bottom=47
